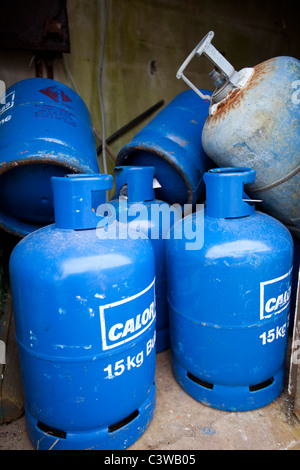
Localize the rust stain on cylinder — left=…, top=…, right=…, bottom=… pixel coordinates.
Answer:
left=208, top=59, right=277, bottom=122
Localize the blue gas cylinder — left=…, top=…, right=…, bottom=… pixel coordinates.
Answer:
left=116, top=89, right=214, bottom=207
left=166, top=167, right=294, bottom=411
left=0, top=78, right=99, bottom=237
left=110, top=166, right=178, bottom=352
left=176, top=32, right=300, bottom=228
left=201, top=56, right=300, bottom=230
left=9, top=174, right=156, bottom=450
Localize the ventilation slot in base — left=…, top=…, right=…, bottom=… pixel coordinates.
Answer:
left=249, top=377, right=274, bottom=392
left=37, top=421, right=67, bottom=439
left=187, top=371, right=214, bottom=389
left=108, top=409, right=139, bottom=433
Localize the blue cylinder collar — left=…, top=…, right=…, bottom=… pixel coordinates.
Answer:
left=114, top=166, right=155, bottom=203
left=204, top=167, right=256, bottom=219
left=51, top=173, right=113, bottom=230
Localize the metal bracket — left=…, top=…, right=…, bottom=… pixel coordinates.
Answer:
left=176, top=31, right=241, bottom=101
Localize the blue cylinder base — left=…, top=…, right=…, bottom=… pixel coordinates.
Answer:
left=25, top=382, right=156, bottom=450
left=171, top=353, right=285, bottom=412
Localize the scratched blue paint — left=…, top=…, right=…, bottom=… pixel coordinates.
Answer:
left=201, top=426, right=216, bottom=435
left=202, top=56, right=300, bottom=229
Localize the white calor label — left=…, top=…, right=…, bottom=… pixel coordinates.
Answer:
left=260, top=268, right=292, bottom=320
left=0, top=114, right=11, bottom=127
left=0, top=91, right=15, bottom=116
left=99, top=278, right=156, bottom=351
left=0, top=81, right=6, bottom=104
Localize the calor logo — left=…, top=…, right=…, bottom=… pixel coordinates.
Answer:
left=260, top=269, right=292, bottom=320
left=108, top=301, right=155, bottom=343
left=264, top=287, right=291, bottom=315
left=39, top=86, right=72, bottom=103
left=99, top=279, right=156, bottom=350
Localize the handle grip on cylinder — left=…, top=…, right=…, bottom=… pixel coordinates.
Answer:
left=52, top=173, right=113, bottom=230
left=114, top=166, right=155, bottom=203
left=204, top=167, right=256, bottom=219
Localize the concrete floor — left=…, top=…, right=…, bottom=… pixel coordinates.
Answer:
left=0, top=348, right=300, bottom=451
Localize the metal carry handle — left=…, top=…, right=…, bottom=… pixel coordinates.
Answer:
left=114, top=166, right=155, bottom=203
left=204, top=167, right=256, bottom=219
left=207, top=167, right=256, bottom=184
left=52, top=173, right=113, bottom=230
left=176, top=31, right=240, bottom=101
